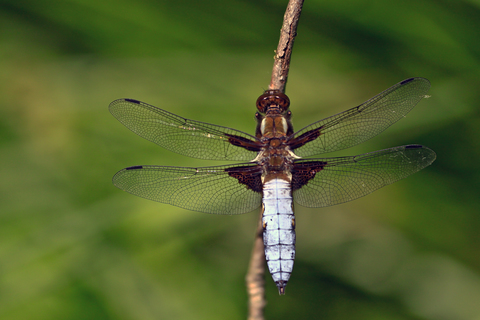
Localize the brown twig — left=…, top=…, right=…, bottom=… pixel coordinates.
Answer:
left=246, top=210, right=266, bottom=320
left=246, top=0, right=304, bottom=319
left=269, top=0, right=304, bottom=92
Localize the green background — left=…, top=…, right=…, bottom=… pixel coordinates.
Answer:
left=1, top=0, right=479, bottom=319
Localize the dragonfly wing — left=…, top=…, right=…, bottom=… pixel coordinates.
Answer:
left=291, top=78, right=431, bottom=157
left=292, top=145, right=436, bottom=208
left=109, top=99, right=260, bottom=161
left=112, top=163, right=263, bottom=215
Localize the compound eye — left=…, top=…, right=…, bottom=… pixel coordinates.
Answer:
left=276, top=94, right=290, bottom=110
left=256, top=94, right=270, bottom=112
left=260, top=98, right=270, bottom=108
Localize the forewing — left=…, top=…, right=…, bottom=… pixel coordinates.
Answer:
left=292, top=78, right=431, bottom=157
left=109, top=99, right=259, bottom=161
left=293, top=145, right=436, bottom=207
left=112, top=163, right=262, bottom=214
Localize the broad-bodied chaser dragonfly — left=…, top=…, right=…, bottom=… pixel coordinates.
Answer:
left=110, top=78, right=435, bottom=294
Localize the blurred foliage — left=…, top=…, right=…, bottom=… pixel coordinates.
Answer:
left=1, top=0, right=480, bottom=319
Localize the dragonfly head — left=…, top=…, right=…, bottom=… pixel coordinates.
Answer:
left=256, top=90, right=290, bottom=114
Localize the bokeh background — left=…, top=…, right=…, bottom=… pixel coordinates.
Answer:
left=1, top=0, right=479, bottom=319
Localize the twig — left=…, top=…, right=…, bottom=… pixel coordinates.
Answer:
left=246, top=0, right=304, bottom=319
left=269, top=0, right=304, bottom=92
left=246, top=210, right=266, bottom=320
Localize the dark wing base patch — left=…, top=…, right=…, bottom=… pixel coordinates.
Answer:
left=291, top=161, right=327, bottom=191
left=226, top=165, right=264, bottom=193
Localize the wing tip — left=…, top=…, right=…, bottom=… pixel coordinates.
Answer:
left=404, top=144, right=437, bottom=166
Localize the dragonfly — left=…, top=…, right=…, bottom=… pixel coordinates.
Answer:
left=110, top=77, right=436, bottom=295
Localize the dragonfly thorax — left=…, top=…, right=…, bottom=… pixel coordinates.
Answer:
left=260, top=115, right=289, bottom=138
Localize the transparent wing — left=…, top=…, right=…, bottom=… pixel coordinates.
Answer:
left=112, top=163, right=262, bottom=215
left=109, top=99, right=259, bottom=161
left=292, top=78, right=431, bottom=157
left=293, top=145, right=436, bottom=207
